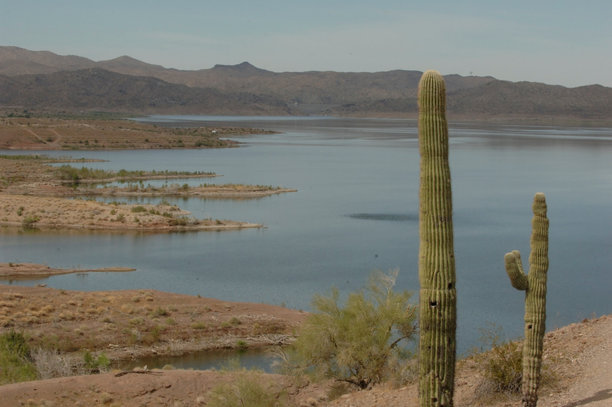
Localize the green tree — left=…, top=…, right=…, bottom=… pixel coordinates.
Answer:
left=288, top=270, right=417, bottom=389
left=0, top=330, right=38, bottom=384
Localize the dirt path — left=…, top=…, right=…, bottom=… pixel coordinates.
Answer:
left=48, top=128, right=63, bottom=147
left=21, top=125, right=50, bottom=146
left=543, top=315, right=612, bottom=407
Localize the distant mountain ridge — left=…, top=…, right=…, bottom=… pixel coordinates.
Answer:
left=0, top=68, right=290, bottom=114
left=1, top=46, right=612, bottom=119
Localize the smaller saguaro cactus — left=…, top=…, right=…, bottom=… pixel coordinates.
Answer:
left=504, top=192, right=549, bottom=407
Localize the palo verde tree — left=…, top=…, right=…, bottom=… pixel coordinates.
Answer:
left=288, top=270, right=417, bottom=389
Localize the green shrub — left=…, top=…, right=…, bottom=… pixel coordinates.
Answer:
left=472, top=323, right=556, bottom=399
left=236, top=340, right=248, bottom=352
left=131, top=205, right=147, bottom=213
left=83, top=351, right=110, bottom=373
left=0, top=330, right=38, bottom=384
left=481, top=339, right=523, bottom=393
left=286, top=270, right=417, bottom=389
left=207, top=370, right=287, bottom=407
left=56, top=165, right=113, bottom=182
left=22, top=215, right=40, bottom=230
left=151, top=307, right=169, bottom=317
left=168, top=216, right=188, bottom=226
left=191, top=322, right=207, bottom=330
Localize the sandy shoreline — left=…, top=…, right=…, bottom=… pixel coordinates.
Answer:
left=0, top=153, right=295, bottom=232
left=0, top=194, right=262, bottom=232
left=65, top=185, right=298, bottom=199
left=0, top=263, right=136, bottom=278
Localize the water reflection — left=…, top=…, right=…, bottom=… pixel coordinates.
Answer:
left=115, top=348, right=278, bottom=373
left=347, top=213, right=417, bottom=222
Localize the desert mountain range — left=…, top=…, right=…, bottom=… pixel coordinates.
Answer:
left=1, top=46, right=611, bottom=119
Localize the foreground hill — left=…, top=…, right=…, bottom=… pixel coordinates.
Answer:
left=0, top=309, right=609, bottom=406
left=2, top=46, right=612, bottom=120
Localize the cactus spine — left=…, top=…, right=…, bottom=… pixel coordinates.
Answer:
left=417, top=70, right=456, bottom=407
left=504, top=192, right=549, bottom=407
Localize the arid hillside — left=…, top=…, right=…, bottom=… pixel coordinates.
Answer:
left=2, top=46, right=612, bottom=120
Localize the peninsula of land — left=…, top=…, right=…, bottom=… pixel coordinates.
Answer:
left=0, top=130, right=296, bottom=232
left=0, top=263, right=136, bottom=279
left=0, top=116, right=274, bottom=150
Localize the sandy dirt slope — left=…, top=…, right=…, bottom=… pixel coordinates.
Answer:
left=0, top=313, right=609, bottom=407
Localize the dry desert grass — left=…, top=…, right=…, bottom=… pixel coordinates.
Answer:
left=0, top=284, right=305, bottom=362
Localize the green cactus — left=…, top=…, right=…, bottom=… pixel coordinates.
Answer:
left=504, top=192, right=549, bottom=407
left=417, top=70, right=456, bottom=407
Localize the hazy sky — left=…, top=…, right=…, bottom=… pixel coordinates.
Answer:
left=2, top=1, right=611, bottom=87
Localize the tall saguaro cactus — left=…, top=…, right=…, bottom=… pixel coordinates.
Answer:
left=418, top=70, right=456, bottom=407
left=504, top=193, right=549, bottom=407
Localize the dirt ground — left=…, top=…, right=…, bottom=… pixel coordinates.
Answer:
left=0, top=193, right=262, bottom=232
left=0, top=312, right=609, bottom=407
left=329, top=314, right=612, bottom=407
left=0, top=284, right=306, bottom=361
left=0, top=116, right=274, bottom=150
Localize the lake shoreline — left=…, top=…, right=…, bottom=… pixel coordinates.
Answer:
left=0, top=284, right=306, bottom=362
left=0, top=194, right=263, bottom=232
left=0, top=296, right=609, bottom=407
left=0, top=116, right=277, bottom=150
left=0, top=155, right=295, bottom=232
left=0, top=263, right=135, bottom=279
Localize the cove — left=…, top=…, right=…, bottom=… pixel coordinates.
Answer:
left=2, top=116, right=612, bottom=357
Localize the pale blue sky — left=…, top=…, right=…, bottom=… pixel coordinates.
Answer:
left=1, top=1, right=611, bottom=87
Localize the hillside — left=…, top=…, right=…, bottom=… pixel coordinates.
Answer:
left=2, top=46, right=612, bottom=119
left=0, top=68, right=290, bottom=115
left=1, top=310, right=610, bottom=406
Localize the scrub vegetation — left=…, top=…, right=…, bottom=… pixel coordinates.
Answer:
left=283, top=270, right=417, bottom=389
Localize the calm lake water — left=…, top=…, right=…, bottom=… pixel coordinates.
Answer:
left=2, top=116, right=612, bottom=360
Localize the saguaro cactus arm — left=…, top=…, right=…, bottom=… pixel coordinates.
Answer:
left=505, top=250, right=528, bottom=291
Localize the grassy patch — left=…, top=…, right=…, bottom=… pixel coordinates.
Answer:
left=0, top=330, right=38, bottom=384
left=207, top=370, right=288, bottom=407
left=470, top=323, right=558, bottom=403
left=56, top=165, right=215, bottom=183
